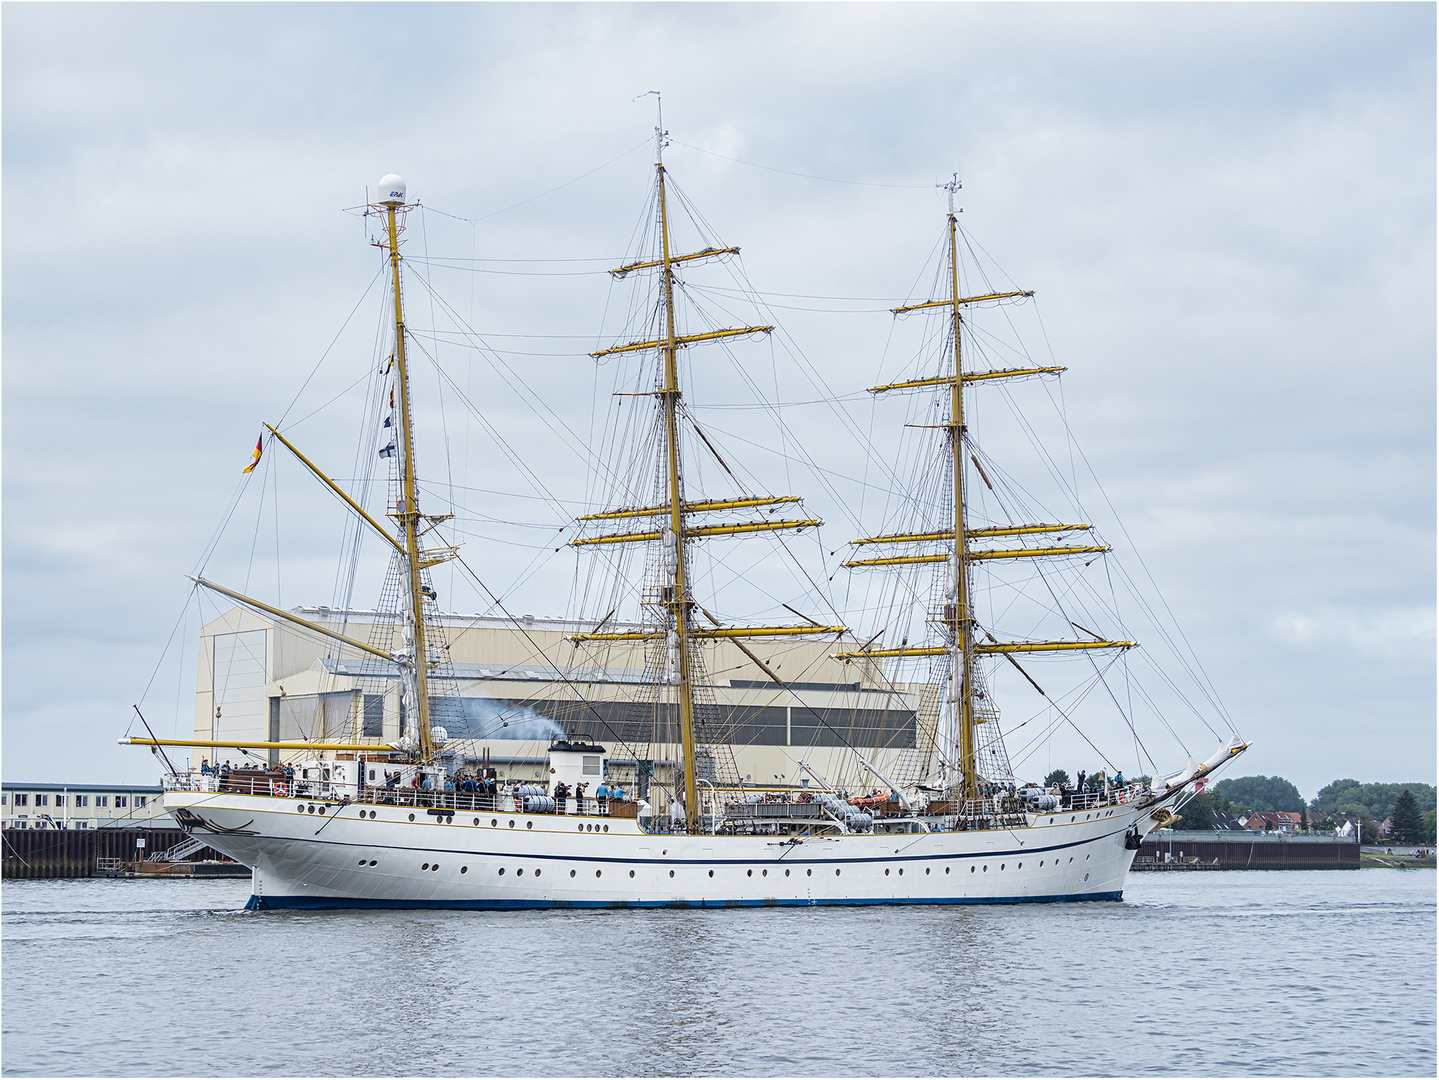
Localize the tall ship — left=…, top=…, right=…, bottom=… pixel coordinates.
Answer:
left=128, top=131, right=1246, bottom=909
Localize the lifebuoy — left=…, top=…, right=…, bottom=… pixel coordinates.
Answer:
left=272, top=781, right=288, bottom=797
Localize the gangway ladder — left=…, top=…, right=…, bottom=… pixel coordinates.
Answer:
left=149, top=835, right=207, bottom=862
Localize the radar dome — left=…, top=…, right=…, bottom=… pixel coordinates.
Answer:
left=378, top=174, right=407, bottom=205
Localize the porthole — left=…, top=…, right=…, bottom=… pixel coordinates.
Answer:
left=595, top=870, right=602, bottom=878
left=669, top=870, right=675, bottom=878
left=1048, top=817, right=1055, bottom=824
left=491, top=818, right=498, bottom=827
left=1086, top=854, right=1090, bottom=860
left=784, top=869, right=790, bottom=877
left=369, top=810, right=376, bottom=819
left=358, top=859, right=366, bottom=866
left=971, top=866, right=976, bottom=873
left=603, top=825, right=609, bottom=833
left=709, top=869, right=714, bottom=878
left=422, top=862, right=430, bottom=870
left=578, top=824, right=584, bottom=832
left=898, top=868, right=904, bottom=876
left=983, top=865, right=988, bottom=873
left=835, top=869, right=841, bottom=876
left=662, top=850, right=667, bottom=855
left=408, top=813, right=415, bottom=822
left=762, top=869, right=768, bottom=877
left=885, top=868, right=891, bottom=876
left=945, top=866, right=950, bottom=874
left=461, top=866, right=468, bottom=874
left=318, top=807, right=326, bottom=815
left=806, top=869, right=812, bottom=877
left=1018, top=863, right=1023, bottom=869
left=1040, top=860, right=1045, bottom=867
left=1070, top=816, right=1075, bottom=823
left=1069, top=857, right=1074, bottom=863
left=570, top=869, right=576, bottom=877
left=925, top=867, right=931, bottom=875
left=297, top=804, right=305, bottom=813
left=630, top=870, right=636, bottom=878
left=307, top=806, right=315, bottom=814
left=1000, top=864, right=1005, bottom=871
left=431, top=864, right=439, bottom=872
left=369, top=860, right=377, bottom=866
left=474, top=818, right=480, bottom=826
left=498, top=868, right=505, bottom=876
left=747, top=869, right=753, bottom=877
left=1085, top=873, right=1090, bottom=882
left=508, top=820, right=515, bottom=829
left=526, top=821, right=533, bottom=830
left=535, top=870, right=541, bottom=877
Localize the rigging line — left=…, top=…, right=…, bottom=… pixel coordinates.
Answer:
left=401, top=262, right=613, bottom=278
left=241, top=448, right=272, bottom=597
left=406, top=255, right=620, bottom=265
left=418, top=209, right=461, bottom=578
left=410, top=275, right=632, bottom=496
left=420, top=136, right=652, bottom=224
left=274, top=267, right=387, bottom=429
left=136, top=582, right=204, bottom=710
left=193, top=472, right=253, bottom=577
left=687, top=284, right=922, bottom=305
left=451, top=553, right=642, bottom=764
left=669, top=138, right=931, bottom=190
left=283, top=371, right=373, bottom=431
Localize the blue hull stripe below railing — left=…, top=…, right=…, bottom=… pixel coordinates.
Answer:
left=245, top=890, right=1124, bottom=911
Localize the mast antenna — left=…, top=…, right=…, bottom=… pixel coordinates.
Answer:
left=635, top=89, right=667, bottom=164
left=940, top=172, right=962, bottom=215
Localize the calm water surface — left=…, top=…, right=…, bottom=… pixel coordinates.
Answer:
left=2, top=870, right=1434, bottom=1077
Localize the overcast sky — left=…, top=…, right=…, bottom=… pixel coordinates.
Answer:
left=4, top=2, right=1433, bottom=799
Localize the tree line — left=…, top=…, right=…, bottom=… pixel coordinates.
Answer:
left=1040, top=769, right=1436, bottom=843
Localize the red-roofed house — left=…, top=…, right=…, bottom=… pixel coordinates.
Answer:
left=1244, top=811, right=1303, bottom=834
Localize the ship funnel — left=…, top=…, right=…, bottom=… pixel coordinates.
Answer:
left=378, top=174, right=407, bottom=205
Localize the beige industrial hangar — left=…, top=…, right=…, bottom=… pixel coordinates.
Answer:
left=196, top=604, right=935, bottom=796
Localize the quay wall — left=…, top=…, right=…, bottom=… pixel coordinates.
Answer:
left=2, top=828, right=231, bottom=879
left=1140, top=831, right=1360, bottom=870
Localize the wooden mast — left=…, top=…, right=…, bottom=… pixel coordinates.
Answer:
left=943, top=177, right=977, bottom=803
left=381, top=182, right=433, bottom=761
left=654, top=128, right=702, bottom=833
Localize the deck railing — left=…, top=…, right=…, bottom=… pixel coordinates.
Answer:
left=162, top=770, right=629, bottom=817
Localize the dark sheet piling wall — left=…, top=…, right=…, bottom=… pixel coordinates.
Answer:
left=1139, top=831, right=1360, bottom=869
left=2, top=828, right=230, bottom=879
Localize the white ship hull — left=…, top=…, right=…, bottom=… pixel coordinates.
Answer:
left=166, top=789, right=1172, bottom=910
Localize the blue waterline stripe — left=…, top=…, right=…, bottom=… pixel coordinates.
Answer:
left=245, top=890, right=1125, bottom=911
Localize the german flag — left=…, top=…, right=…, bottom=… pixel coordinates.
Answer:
left=242, top=436, right=263, bottom=474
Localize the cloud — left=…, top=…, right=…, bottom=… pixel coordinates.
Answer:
left=3, top=3, right=1432, bottom=795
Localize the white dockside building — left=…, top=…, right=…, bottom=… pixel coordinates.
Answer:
left=2, top=782, right=170, bottom=830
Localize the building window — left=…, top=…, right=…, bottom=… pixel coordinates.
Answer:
left=583, top=756, right=601, bottom=776
left=11, top=794, right=24, bottom=807
left=74, top=795, right=88, bottom=808
left=55, top=795, right=67, bottom=807
left=114, top=796, right=127, bottom=808
left=134, top=796, right=147, bottom=809
left=363, top=694, right=384, bottom=738
left=73, top=820, right=88, bottom=829
left=1, top=794, right=6, bottom=805
left=35, top=794, right=49, bottom=807
left=95, top=796, right=108, bottom=808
